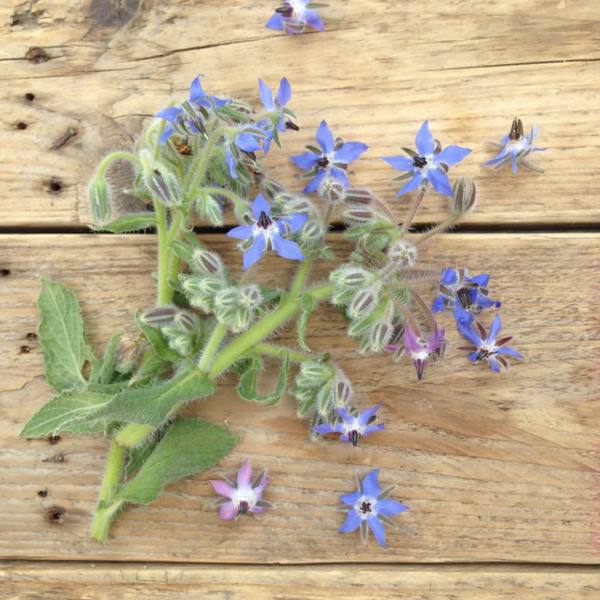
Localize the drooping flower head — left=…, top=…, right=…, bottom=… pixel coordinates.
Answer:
left=290, top=121, right=368, bottom=194
left=226, top=193, right=308, bottom=270
left=382, top=121, right=471, bottom=197
left=210, top=459, right=272, bottom=520
left=154, top=75, right=230, bottom=146
left=312, top=400, right=384, bottom=446
left=387, top=324, right=446, bottom=380
left=458, top=313, right=523, bottom=373
left=225, top=126, right=271, bottom=179
left=483, top=117, right=547, bottom=175
left=339, top=470, right=409, bottom=548
left=266, top=0, right=326, bottom=34
left=257, top=78, right=298, bottom=155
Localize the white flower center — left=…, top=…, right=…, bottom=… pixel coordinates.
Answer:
left=354, top=495, right=378, bottom=520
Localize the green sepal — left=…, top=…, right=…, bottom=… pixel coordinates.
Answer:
left=348, top=311, right=382, bottom=337
left=320, top=246, right=336, bottom=261
left=135, top=312, right=182, bottom=363
left=93, top=213, right=157, bottom=233
left=117, top=418, right=240, bottom=505
left=97, top=334, right=122, bottom=385
left=297, top=293, right=317, bottom=352
left=237, top=351, right=290, bottom=406
left=169, top=240, right=195, bottom=264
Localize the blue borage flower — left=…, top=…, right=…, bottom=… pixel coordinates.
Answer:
left=210, top=459, right=272, bottom=520
left=226, top=193, right=308, bottom=270
left=154, top=75, right=230, bottom=146
left=387, top=325, right=446, bottom=381
left=483, top=117, right=547, bottom=175
left=257, top=78, right=298, bottom=155
left=339, top=470, right=409, bottom=548
left=432, top=267, right=500, bottom=326
left=225, top=126, right=271, bottom=179
left=382, top=121, right=471, bottom=197
left=266, top=0, right=326, bottom=34
left=290, top=121, right=368, bottom=193
left=312, top=400, right=384, bottom=446
left=458, top=314, right=523, bottom=373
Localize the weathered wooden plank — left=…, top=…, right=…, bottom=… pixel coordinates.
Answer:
left=0, top=232, right=599, bottom=563
left=1, top=0, right=599, bottom=228
left=2, top=562, right=600, bottom=599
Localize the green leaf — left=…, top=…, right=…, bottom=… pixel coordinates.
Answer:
left=93, top=363, right=217, bottom=427
left=169, top=241, right=195, bottom=264
left=38, top=277, right=96, bottom=392
left=297, top=294, right=317, bottom=352
left=93, top=213, right=157, bottom=233
left=117, top=419, right=239, bottom=505
left=135, top=312, right=182, bottom=362
left=19, top=388, right=116, bottom=438
left=237, top=351, right=290, bottom=406
left=98, top=334, right=122, bottom=385
left=124, top=431, right=164, bottom=478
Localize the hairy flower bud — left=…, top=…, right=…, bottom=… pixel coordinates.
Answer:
left=387, top=241, right=418, bottom=267
left=141, top=306, right=177, bottom=326
left=143, top=161, right=182, bottom=207
left=261, top=178, right=287, bottom=201
left=230, top=306, right=252, bottom=333
left=348, top=289, right=379, bottom=319
left=239, top=284, right=262, bottom=309
left=319, top=177, right=345, bottom=203
left=193, top=249, right=225, bottom=276
left=331, top=266, right=371, bottom=288
left=370, top=321, right=392, bottom=352
left=452, top=177, right=477, bottom=216
left=343, top=188, right=374, bottom=206
left=343, top=208, right=374, bottom=224
left=299, top=220, right=325, bottom=244
left=300, top=361, right=333, bottom=384
left=174, top=311, right=200, bottom=334
left=89, top=177, right=111, bottom=226
left=332, top=376, right=353, bottom=407
left=317, top=383, right=335, bottom=417
left=297, top=398, right=316, bottom=418
left=215, top=286, right=240, bottom=309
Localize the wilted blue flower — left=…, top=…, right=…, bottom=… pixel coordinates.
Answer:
left=312, top=400, right=384, bottom=446
left=210, top=458, right=272, bottom=520
left=154, top=75, right=230, bottom=146
left=387, top=324, right=446, bottom=380
left=266, top=0, right=325, bottom=34
left=458, top=314, right=523, bottom=373
left=227, top=193, right=308, bottom=270
left=290, top=120, right=368, bottom=193
left=339, top=470, right=409, bottom=548
left=483, top=117, right=547, bottom=175
left=382, top=121, right=471, bottom=197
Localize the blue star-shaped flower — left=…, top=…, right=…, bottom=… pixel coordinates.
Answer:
left=257, top=78, right=297, bottom=155
left=266, top=0, right=325, bottom=34
left=226, top=193, right=308, bottom=270
left=382, top=121, right=471, bottom=197
left=154, top=75, right=230, bottom=146
left=225, top=127, right=270, bottom=179
left=312, top=400, right=384, bottom=446
left=339, top=470, right=409, bottom=548
left=290, top=120, right=368, bottom=193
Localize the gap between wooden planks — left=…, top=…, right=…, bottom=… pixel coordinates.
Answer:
left=1, top=232, right=599, bottom=564
left=2, top=561, right=600, bottom=599
left=1, top=0, right=600, bottom=228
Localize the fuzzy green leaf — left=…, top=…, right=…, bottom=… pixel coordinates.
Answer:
left=98, top=334, right=122, bottom=385
left=136, top=312, right=182, bottom=363
left=117, top=419, right=239, bottom=505
left=93, top=213, right=157, bottom=233
left=238, top=351, right=290, bottom=406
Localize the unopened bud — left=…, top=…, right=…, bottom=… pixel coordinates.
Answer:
left=343, top=208, right=374, bottom=223
left=300, top=220, right=324, bottom=242
left=193, top=249, right=225, bottom=276
left=331, top=287, right=355, bottom=305
left=89, top=177, right=111, bottom=226
left=332, top=377, right=352, bottom=407
left=144, top=159, right=181, bottom=207
left=343, top=188, right=374, bottom=206
left=141, top=306, right=177, bottom=326
left=349, top=289, right=378, bottom=319
left=331, top=267, right=371, bottom=288
left=297, top=398, right=316, bottom=418
left=319, top=177, right=345, bottom=203
left=240, top=284, right=262, bottom=309
left=300, top=361, right=333, bottom=384
left=370, top=322, right=392, bottom=351
left=388, top=320, right=406, bottom=346
left=174, top=311, right=200, bottom=334
left=452, top=177, right=476, bottom=215
left=261, top=178, right=287, bottom=200
left=215, top=287, right=240, bottom=309
left=388, top=241, right=418, bottom=267
left=317, top=384, right=334, bottom=417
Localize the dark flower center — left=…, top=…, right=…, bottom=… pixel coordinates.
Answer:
left=509, top=117, right=524, bottom=141
left=275, top=5, right=294, bottom=16
left=412, top=155, right=428, bottom=168
left=316, top=156, right=330, bottom=168
left=257, top=211, right=272, bottom=229
left=475, top=349, right=498, bottom=363
left=359, top=501, right=372, bottom=514
left=285, top=120, right=300, bottom=131
left=456, top=287, right=473, bottom=309
left=350, top=430, right=360, bottom=447
left=238, top=500, right=249, bottom=515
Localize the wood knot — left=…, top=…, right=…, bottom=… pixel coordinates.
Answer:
left=25, top=47, right=50, bottom=64
left=47, top=507, right=66, bottom=524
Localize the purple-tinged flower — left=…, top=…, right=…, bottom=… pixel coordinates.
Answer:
left=432, top=267, right=500, bottom=321
left=266, top=0, right=325, bottom=34
left=154, top=75, right=230, bottom=146
left=483, top=117, right=547, bottom=175
left=226, top=193, right=308, bottom=270
left=382, top=121, right=471, bottom=197
left=339, top=470, right=409, bottom=548
left=210, top=459, right=272, bottom=520
left=290, top=121, right=368, bottom=193
left=458, top=314, right=523, bottom=373
left=387, top=324, right=446, bottom=380
left=312, top=400, right=384, bottom=446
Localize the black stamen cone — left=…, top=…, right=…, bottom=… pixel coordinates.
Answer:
left=239, top=501, right=249, bottom=515
left=258, top=210, right=272, bottom=229
left=412, top=155, right=427, bottom=168
left=457, top=287, right=472, bottom=309
left=285, top=120, right=300, bottom=131
left=350, top=430, right=359, bottom=447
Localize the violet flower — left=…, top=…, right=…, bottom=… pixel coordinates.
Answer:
left=266, top=0, right=325, bottom=34
left=339, top=470, right=409, bottom=548
left=483, top=117, right=546, bottom=175
left=312, top=400, right=384, bottom=446
left=387, top=324, right=446, bottom=380
left=382, top=121, right=471, bottom=197
left=290, top=120, right=368, bottom=193
left=458, top=314, right=523, bottom=373
left=226, top=193, right=308, bottom=270
left=210, top=458, right=272, bottom=520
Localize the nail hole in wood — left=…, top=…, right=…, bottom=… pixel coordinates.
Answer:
left=27, top=332, right=38, bottom=341
left=0, top=269, right=10, bottom=277
left=49, top=179, right=62, bottom=193
left=47, top=507, right=66, bottom=524
left=16, top=122, right=28, bottom=130
left=47, top=435, right=61, bottom=445
left=19, top=345, right=31, bottom=354
left=37, top=489, right=48, bottom=498
left=25, top=93, right=35, bottom=101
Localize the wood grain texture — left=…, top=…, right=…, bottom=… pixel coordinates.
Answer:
left=2, top=562, right=600, bottom=599
left=2, top=0, right=600, bottom=228
left=1, top=232, right=599, bottom=564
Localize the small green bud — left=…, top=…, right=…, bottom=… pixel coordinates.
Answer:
left=143, top=159, right=182, bottom=207
left=319, top=177, right=345, bottom=203
left=230, top=306, right=252, bottom=333
left=193, top=249, right=225, bottom=276
left=141, top=306, right=177, bottom=326
left=331, top=287, right=356, bottom=305
left=317, top=384, right=334, bottom=417
left=297, top=398, right=316, bottom=418
left=387, top=241, right=418, bottom=267
left=174, top=311, right=200, bottom=334
left=348, top=289, right=379, bottom=319
left=200, top=278, right=224, bottom=295
left=343, top=188, right=373, bottom=206
left=370, top=321, right=392, bottom=352
left=240, top=284, right=262, bottom=309
left=300, top=361, right=334, bottom=384
left=343, top=208, right=374, bottom=223
left=452, top=177, right=477, bottom=216
left=89, top=177, right=111, bottom=226
left=331, top=266, right=371, bottom=288
left=332, top=376, right=352, bottom=407
left=299, top=220, right=325, bottom=243
left=215, top=287, right=240, bottom=309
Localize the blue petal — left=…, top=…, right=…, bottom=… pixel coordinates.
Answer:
left=382, top=155, right=414, bottom=172
left=487, top=313, right=502, bottom=344
left=266, top=13, right=285, bottom=30
left=453, top=306, right=475, bottom=326
left=483, top=149, right=509, bottom=166
left=396, top=173, right=424, bottom=197
left=330, top=167, right=350, bottom=187
left=316, top=120, right=334, bottom=154
left=475, top=294, right=498, bottom=309
left=367, top=515, right=387, bottom=547
left=282, top=213, right=309, bottom=233
left=339, top=509, right=362, bottom=533
left=498, top=347, right=523, bottom=359
left=236, top=133, right=262, bottom=153
left=357, top=400, right=383, bottom=427
left=189, top=75, right=206, bottom=104
left=155, top=107, right=182, bottom=123
left=304, top=8, right=325, bottom=31
left=468, top=274, right=490, bottom=287
left=312, top=423, right=336, bottom=435
left=488, top=356, right=501, bottom=373
left=290, top=152, right=318, bottom=171
left=225, top=148, right=237, bottom=179
left=271, top=235, right=304, bottom=261
left=361, top=470, right=381, bottom=498
left=440, top=267, right=457, bottom=286
left=252, top=193, right=271, bottom=219
left=243, top=234, right=266, bottom=270
left=426, top=169, right=454, bottom=196
left=340, top=491, right=361, bottom=506
left=276, top=77, right=292, bottom=107
left=431, top=295, right=447, bottom=314
left=458, top=324, right=483, bottom=347
left=364, top=423, right=384, bottom=436
left=511, top=152, right=518, bottom=175
left=226, top=225, right=255, bottom=240
left=377, top=499, right=409, bottom=516
left=158, top=125, right=175, bottom=146
left=334, top=142, right=368, bottom=165
left=258, top=79, right=274, bottom=110
left=415, top=120, right=435, bottom=155
left=437, top=145, right=471, bottom=167
left=302, top=169, right=327, bottom=194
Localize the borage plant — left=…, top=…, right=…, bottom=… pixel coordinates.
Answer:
left=20, top=75, right=521, bottom=543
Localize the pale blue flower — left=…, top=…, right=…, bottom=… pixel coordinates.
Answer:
left=312, top=400, right=384, bottom=446
left=266, top=0, right=325, bottom=34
